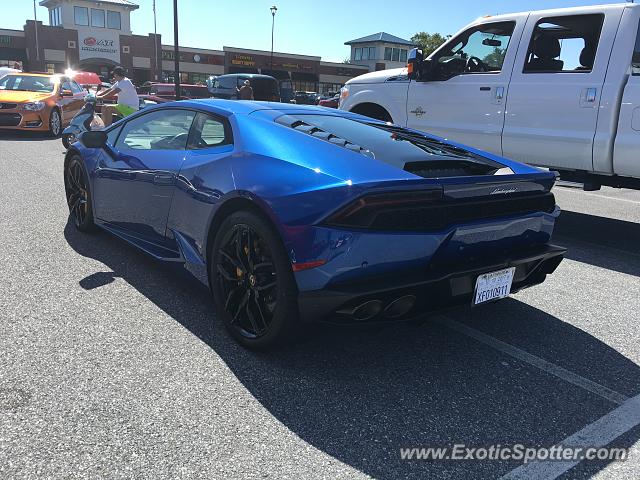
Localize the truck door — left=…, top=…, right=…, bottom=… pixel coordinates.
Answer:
left=406, top=17, right=525, bottom=156
left=502, top=8, right=622, bottom=171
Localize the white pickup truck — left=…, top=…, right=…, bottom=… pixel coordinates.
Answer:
left=339, top=4, right=640, bottom=190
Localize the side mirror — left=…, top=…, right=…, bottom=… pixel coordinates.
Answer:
left=80, top=130, right=107, bottom=149
left=60, top=89, right=73, bottom=97
left=407, top=48, right=424, bottom=80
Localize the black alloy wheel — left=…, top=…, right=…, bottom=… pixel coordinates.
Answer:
left=64, top=156, right=94, bottom=231
left=211, top=211, right=299, bottom=349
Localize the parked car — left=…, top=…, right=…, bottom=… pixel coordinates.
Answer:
left=207, top=74, right=280, bottom=101
left=64, top=99, right=565, bottom=349
left=318, top=93, right=340, bottom=108
left=72, top=71, right=101, bottom=90
left=292, top=91, right=318, bottom=105
left=339, top=3, right=640, bottom=190
left=142, top=82, right=210, bottom=100
left=0, top=73, right=86, bottom=136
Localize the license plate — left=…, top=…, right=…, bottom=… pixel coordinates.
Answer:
left=473, top=267, right=515, bottom=306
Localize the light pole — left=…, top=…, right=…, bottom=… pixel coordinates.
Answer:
left=270, top=5, right=277, bottom=73
left=173, top=0, right=180, bottom=100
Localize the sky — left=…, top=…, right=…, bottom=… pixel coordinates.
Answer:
left=3, top=0, right=629, bottom=62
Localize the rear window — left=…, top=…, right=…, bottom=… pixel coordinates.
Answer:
left=241, top=77, right=279, bottom=95
left=275, top=114, right=490, bottom=166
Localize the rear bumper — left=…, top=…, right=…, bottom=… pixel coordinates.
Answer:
left=297, top=244, right=565, bottom=324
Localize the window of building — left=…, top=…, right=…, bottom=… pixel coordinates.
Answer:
left=74, top=6, right=89, bottom=26
left=49, top=6, right=62, bottom=27
left=354, top=48, right=362, bottom=61
left=523, top=14, right=604, bottom=73
left=384, top=47, right=392, bottom=61
left=91, top=9, right=105, bottom=28
left=392, top=48, right=400, bottom=62
left=107, top=10, right=121, bottom=30
left=400, top=49, right=408, bottom=62
left=368, top=47, right=376, bottom=60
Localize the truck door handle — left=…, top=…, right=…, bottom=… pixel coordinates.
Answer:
left=585, top=87, right=597, bottom=103
left=480, top=86, right=491, bottom=91
left=495, top=87, right=505, bottom=100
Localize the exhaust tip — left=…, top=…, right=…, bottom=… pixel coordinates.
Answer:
left=351, top=300, right=383, bottom=321
left=384, top=295, right=416, bottom=319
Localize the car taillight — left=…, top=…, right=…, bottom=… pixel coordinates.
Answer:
left=324, top=189, right=442, bottom=228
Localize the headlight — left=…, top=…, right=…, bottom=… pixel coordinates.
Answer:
left=338, top=86, right=349, bottom=108
left=22, top=101, right=46, bottom=111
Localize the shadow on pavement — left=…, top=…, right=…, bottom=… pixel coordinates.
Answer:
left=64, top=219, right=640, bottom=479
left=0, top=131, right=55, bottom=142
left=554, top=210, right=640, bottom=277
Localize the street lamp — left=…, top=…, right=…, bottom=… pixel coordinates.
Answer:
left=270, top=5, right=277, bottom=73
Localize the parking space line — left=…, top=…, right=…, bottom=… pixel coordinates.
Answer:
left=434, top=317, right=629, bottom=405
left=501, top=393, right=640, bottom=480
left=555, top=187, right=640, bottom=205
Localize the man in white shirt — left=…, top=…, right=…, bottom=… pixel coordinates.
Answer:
left=96, top=66, right=139, bottom=126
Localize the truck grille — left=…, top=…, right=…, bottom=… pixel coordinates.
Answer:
left=0, top=113, right=21, bottom=126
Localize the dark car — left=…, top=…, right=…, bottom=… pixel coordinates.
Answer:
left=140, top=83, right=210, bottom=100
left=292, top=91, right=319, bottom=105
left=207, top=74, right=280, bottom=102
left=64, top=100, right=564, bottom=349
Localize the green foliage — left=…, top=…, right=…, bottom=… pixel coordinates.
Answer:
left=410, top=32, right=448, bottom=57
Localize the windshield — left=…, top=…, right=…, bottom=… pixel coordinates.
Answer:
left=0, top=75, right=56, bottom=93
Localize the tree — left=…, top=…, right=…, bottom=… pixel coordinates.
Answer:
left=410, top=32, right=448, bottom=57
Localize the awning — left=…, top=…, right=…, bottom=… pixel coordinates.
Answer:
left=261, top=69, right=290, bottom=80
left=291, top=72, right=318, bottom=82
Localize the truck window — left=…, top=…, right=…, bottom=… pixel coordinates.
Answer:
left=523, top=14, right=604, bottom=73
left=632, top=20, right=640, bottom=76
left=430, top=21, right=515, bottom=80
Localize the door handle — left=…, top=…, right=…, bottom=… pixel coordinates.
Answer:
left=480, top=86, right=491, bottom=91
left=495, top=86, right=505, bottom=100
left=585, top=87, right=597, bottom=103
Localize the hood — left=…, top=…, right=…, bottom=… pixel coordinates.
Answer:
left=0, top=90, right=54, bottom=103
left=345, top=67, right=407, bottom=85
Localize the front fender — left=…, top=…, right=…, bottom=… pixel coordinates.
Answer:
left=340, top=84, right=409, bottom=125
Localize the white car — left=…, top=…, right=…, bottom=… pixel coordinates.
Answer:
left=340, top=3, right=640, bottom=190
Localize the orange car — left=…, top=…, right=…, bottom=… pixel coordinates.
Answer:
left=0, top=73, right=86, bottom=136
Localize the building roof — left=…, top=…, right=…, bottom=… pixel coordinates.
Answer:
left=345, top=32, right=415, bottom=46
left=40, top=0, right=139, bottom=9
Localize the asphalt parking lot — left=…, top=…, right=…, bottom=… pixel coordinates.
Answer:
left=1, top=132, right=639, bottom=479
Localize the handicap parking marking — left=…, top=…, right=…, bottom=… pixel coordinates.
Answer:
left=434, top=316, right=629, bottom=405
left=501, top=393, right=640, bottom=480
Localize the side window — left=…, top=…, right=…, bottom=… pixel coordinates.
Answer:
left=523, top=14, right=604, bottom=73
left=189, top=112, right=232, bottom=148
left=431, top=21, right=515, bottom=79
left=219, top=76, right=237, bottom=89
left=115, top=109, right=196, bottom=151
left=632, top=20, right=640, bottom=76
left=106, top=125, right=122, bottom=146
left=71, top=81, right=84, bottom=94
left=61, top=80, right=72, bottom=92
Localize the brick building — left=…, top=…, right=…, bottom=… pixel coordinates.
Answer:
left=0, top=0, right=372, bottom=93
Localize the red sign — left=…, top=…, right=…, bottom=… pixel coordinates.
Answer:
left=84, top=37, right=96, bottom=46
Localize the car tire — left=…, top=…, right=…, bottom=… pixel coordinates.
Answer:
left=49, top=108, right=62, bottom=137
left=64, top=154, right=95, bottom=232
left=210, top=210, right=300, bottom=349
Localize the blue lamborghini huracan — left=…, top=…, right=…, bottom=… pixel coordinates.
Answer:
left=64, top=100, right=565, bottom=349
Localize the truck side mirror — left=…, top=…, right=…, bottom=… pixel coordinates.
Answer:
left=407, top=48, right=424, bottom=80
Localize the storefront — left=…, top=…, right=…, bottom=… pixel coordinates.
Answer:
left=0, top=0, right=369, bottom=89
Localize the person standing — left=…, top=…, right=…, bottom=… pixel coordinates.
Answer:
left=96, top=66, right=139, bottom=126
left=237, top=80, right=254, bottom=100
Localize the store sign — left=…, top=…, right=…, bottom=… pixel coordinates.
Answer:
left=162, top=50, right=223, bottom=65
left=77, top=27, right=120, bottom=63
left=231, top=54, right=255, bottom=67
